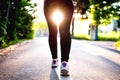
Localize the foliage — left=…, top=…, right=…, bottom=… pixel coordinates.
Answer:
left=76, top=0, right=90, bottom=15
left=32, top=22, right=48, bottom=30
left=74, top=0, right=120, bottom=24
left=0, top=0, right=36, bottom=48
left=32, top=22, right=48, bottom=37
left=114, top=40, right=120, bottom=51
left=73, top=31, right=120, bottom=41
left=73, top=34, right=90, bottom=40
left=73, top=0, right=120, bottom=41
left=89, top=0, right=120, bottom=24
left=98, top=31, right=120, bottom=41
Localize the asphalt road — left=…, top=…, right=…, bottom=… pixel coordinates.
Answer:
left=0, top=37, right=120, bottom=80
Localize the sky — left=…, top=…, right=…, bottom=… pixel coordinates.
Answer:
left=30, top=0, right=46, bottom=22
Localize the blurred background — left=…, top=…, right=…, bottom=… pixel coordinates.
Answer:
left=0, top=0, right=120, bottom=50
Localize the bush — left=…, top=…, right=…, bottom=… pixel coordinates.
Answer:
left=32, top=22, right=48, bottom=37
left=114, top=40, right=120, bottom=51
left=0, top=0, right=36, bottom=48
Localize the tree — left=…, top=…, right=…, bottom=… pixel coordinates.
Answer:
left=0, top=0, right=9, bottom=47
left=89, top=0, right=120, bottom=24
left=74, top=0, right=120, bottom=24
left=0, top=0, right=36, bottom=48
left=6, top=0, right=19, bottom=41
left=73, top=0, right=120, bottom=40
left=16, top=0, right=36, bottom=39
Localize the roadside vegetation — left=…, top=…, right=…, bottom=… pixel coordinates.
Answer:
left=0, top=0, right=36, bottom=48
left=0, top=0, right=120, bottom=50
left=114, top=41, right=120, bottom=50
left=73, top=0, right=120, bottom=50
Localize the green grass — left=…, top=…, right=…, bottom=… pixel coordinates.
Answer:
left=73, top=31, right=120, bottom=41
left=98, top=31, right=120, bottom=41
left=0, top=39, right=30, bottom=49
left=8, top=39, right=29, bottom=45
left=73, top=34, right=91, bottom=40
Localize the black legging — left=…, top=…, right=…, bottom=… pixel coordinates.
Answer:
left=44, top=0, right=74, bottom=62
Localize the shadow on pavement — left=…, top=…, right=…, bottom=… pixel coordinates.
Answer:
left=88, top=43, right=120, bottom=54
left=50, top=69, right=59, bottom=80
left=98, top=55, right=120, bottom=67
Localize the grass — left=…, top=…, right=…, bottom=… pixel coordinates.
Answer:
left=72, top=34, right=91, bottom=40
left=73, top=31, right=120, bottom=41
left=8, top=39, right=29, bottom=45
left=0, top=39, right=30, bottom=49
left=98, top=31, right=120, bottom=41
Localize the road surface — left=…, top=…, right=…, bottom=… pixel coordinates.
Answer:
left=0, top=37, right=120, bottom=80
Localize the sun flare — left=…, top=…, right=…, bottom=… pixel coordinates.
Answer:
left=51, top=10, right=64, bottom=26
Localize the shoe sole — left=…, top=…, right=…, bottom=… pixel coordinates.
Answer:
left=61, top=69, right=69, bottom=76
left=52, top=66, right=57, bottom=68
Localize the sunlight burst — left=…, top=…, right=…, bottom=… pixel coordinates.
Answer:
left=51, top=10, right=64, bottom=27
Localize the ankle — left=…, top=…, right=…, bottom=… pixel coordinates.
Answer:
left=53, top=58, right=58, bottom=60
left=62, top=61, right=68, bottom=63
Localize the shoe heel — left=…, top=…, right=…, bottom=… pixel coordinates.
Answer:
left=61, top=69, right=69, bottom=76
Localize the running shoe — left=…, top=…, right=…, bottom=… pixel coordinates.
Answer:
left=52, top=59, right=58, bottom=68
left=61, top=61, right=69, bottom=76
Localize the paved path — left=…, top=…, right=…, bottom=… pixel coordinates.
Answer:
left=0, top=37, right=120, bottom=80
